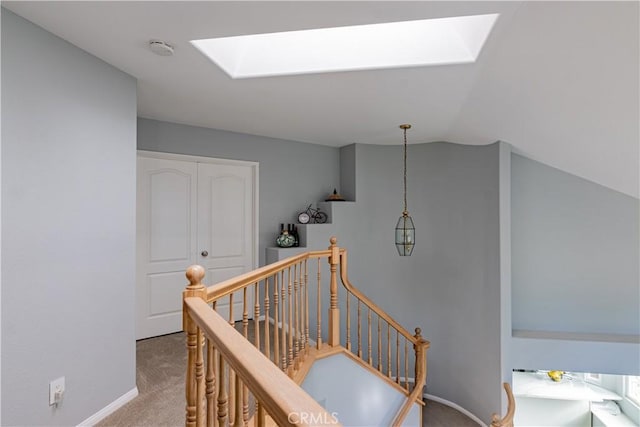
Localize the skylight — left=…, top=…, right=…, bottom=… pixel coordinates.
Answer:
left=191, top=14, right=499, bottom=79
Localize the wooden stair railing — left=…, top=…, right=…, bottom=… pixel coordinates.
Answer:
left=183, top=237, right=429, bottom=427
left=335, top=245, right=430, bottom=426
left=490, top=383, right=516, bottom=427
left=183, top=265, right=340, bottom=427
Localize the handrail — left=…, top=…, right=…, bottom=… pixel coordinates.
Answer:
left=185, top=297, right=340, bottom=426
left=205, top=250, right=331, bottom=302
left=490, top=383, right=516, bottom=427
left=338, top=248, right=419, bottom=343
left=391, top=329, right=430, bottom=426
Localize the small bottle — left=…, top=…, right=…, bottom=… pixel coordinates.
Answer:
left=293, top=225, right=299, bottom=247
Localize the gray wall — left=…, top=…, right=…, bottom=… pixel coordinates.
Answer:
left=345, top=142, right=503, bottom=422
left=138, top=122, right=505, bottom=421
left=1, top=9, right=137, bottom=425
left=510, top=153, right=640, bottom=377
left=512, top=154, right=639, bottom=336
left=137, top=118, right=340, bottom=266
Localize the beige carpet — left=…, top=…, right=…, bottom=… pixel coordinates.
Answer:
left=98, top=332, right=479, bottom=427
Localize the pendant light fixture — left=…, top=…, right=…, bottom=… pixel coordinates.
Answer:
left=395, top=124, right=415, bottom=256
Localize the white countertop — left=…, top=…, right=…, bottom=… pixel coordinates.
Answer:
left=513, top=372, right=622, bottom=402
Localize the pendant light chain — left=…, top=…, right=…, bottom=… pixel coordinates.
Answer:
left=403, top=126, right=408, bottom=215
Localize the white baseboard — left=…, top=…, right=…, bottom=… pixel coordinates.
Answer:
left=78, top=387, right=138, bottom=426
left=424, top=393, right=487, bottom=427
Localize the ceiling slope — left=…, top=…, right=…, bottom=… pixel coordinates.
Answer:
left=3, top=1, right=638, bottom=197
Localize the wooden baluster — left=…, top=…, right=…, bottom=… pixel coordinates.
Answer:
left=253, top=282, right=261, bottom=425
left=233, top=374, right=242, bottom=427
left=404, top=339, right=409, bottom=391
left=316, top=258, right=322, bottom=349
left=293, top=264, right=299, bottom=367
left=257, top=404, right=266, bottom=427
left=377, top=315, right=382, bottom=372
left=327, top=237, right=340, bottom=346
left=396, top=331, right=400, bottom=384
left=273, top=274, right=279, bottom=367
left=197, top=331, right=206, bottom=425
left=217, top=357, right=228, bottom=426
left=357, top=300, right=362, bottom=359
left=280, top=270, right=287, bottom=371
left=243, top=288, right=249, bottom=339
left=298, top=262, right=305, bottom=358
left=243, top=381, right=249, bottom=427
left=254, top=283, right=260, bottom=352
left=207, top=300, right=218, bottom=427
left=264, top=278, right=271, bottom=363
left=206, top=337, right=216, bottom=427
left=304, top=259, right=310, bottom=355
left=242, top=286, right=250, bottom=424
left=367, top=308, right=372, bottom=366
left=346, top=292, right=351, bottom=351
left=228, top=295, right=235, bottom=425
left=184, top=265, right=207, bottom=427
left=387, top=323, right=391, bottom=379
left=287, top=266, right=294, bottom=375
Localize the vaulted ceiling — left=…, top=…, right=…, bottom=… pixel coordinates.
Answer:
left=4, top=1, right=638, bottom=198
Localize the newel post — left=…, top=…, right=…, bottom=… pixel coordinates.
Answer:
left=413, top=327, right=430, bottom=401
left=328, top=237, right=341, bottom=347
left=184, top=265, right=207, bottom=427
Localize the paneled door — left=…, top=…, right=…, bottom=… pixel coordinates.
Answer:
left=136, top=153, right=257, bottom=339
left=197, top=162, right=256, bottom=323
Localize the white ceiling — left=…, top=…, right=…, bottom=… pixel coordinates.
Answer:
left=4, top=1, right=638, bottom=198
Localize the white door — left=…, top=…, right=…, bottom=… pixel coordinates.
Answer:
left=136, top=154, right=257, bottom=339
left=197, top=163, right=256, bottom=322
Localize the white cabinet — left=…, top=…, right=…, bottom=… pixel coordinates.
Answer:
left=136, top=152, right=258, bottom=339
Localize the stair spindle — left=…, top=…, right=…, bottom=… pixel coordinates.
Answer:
left=264, top=278, right=271, bottom=364
left=396, top=331, right=400, bottom=384
left=346, top=292, right=351, bottom=351
left=217, top=357, right=228, bottom=426
left=316, top=258, right=322, bottom=349
left=233, top=375, right=242, bottom=427
left=367, top=308, right=372, bottom=366
left=243, top=287, right=249, bottom=339
left=280, top=270, right=287, bottom=371
left=254, top=283, right=260, bottom=352
left=357, top=300, right=362, bottom=358
left=206, top=339, right=216, bottom=427
left=304, top=259, right=310, bottom=355
left=387, top=323, right=391, bottom=378
left=273, top=274, right=279, bottom=367
left=404, top=339, right=409, bottom=391
left=377, top=315, right=382, bottom=372
left=293, top=264, right=300, bottom=367
left=287, top=266, right=294, bottom=375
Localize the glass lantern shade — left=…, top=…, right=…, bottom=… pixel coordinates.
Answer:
left=395, top=214, right=415, bottom=256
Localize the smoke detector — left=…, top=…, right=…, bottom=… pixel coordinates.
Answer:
left=149, top=40, right=174, bottom=56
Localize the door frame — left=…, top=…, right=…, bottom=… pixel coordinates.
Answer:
left=136, top=150, right=259, bottom=328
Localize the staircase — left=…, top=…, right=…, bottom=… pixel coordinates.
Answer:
left=182, top=237, right=514, bottom=426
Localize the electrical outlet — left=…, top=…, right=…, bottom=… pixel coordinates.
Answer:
left=49, top=377, right=65, bottom=406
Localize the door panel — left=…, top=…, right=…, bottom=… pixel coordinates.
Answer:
left=148, top=171, right=193, bottom=263
left=148, top=271, right=189, bottom=317
left=137, top=157, right=198, bottom=339
left=198, top=163, right=255, bottom=321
